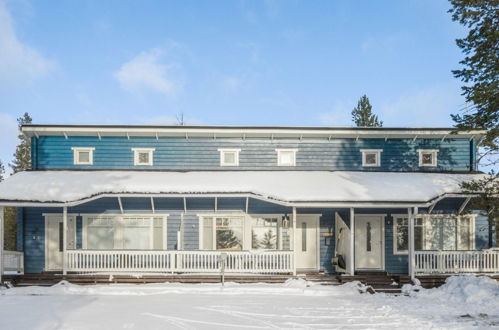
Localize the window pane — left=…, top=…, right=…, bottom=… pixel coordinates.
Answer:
left=139, top=152, right=149, bottom=164
left=441, top=217, right=457, bottom=250
left=365, top=153, right=377, bottom=165
left=87, top=217, right=114, bottom=249
left=422, top=153, right=433, bottom=165
left=203, top=217, right=213, bottom=250
left=153, top=217, right=164, bottom=250
left=458, top=217, right=471, bottom=250
left=223, top=152, right=236, bottom=165
left=251, top=217, right=277, bottom=250
left=301, top=222, right=307, bottom=252
left=395, top=217, right=408, bottom=252
left=123, top=217, right=151, bottom=249
left=216, top=217, right=243, bottom=250
left=78, top=151, right=90, bottom=163
left=280, top=151, right=294, bottom=165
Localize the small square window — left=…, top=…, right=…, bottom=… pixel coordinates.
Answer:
left=132, top=148, right=155, bottom=166
left=218, top=149, right=240, bottom=166
left=360, top=149, right=382, bottom=167
left=418, top=149, right=438, bottom=167
left=71, top=147, right=95, bottom=165
left=276, top=149, right=297, bottom=166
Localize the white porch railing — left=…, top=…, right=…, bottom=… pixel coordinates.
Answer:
left=415, top=249, right=499, bottom=275
left=3, top=251, right=24, bottom=274
left=66, top=250, right=294, bottom=274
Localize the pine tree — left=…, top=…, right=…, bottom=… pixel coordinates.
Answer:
left=216, top=229, right=242, bottom=250
left=260, top=229, right=276, bottom=249
left=10, top=112, right=32, bottom=173
left=0, top=160, right=4, bottom=182
left=351, top=95, right=383, bottom=127
left=449, top=1, right=499, bottom=246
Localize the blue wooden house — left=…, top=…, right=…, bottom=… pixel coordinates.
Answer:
left=0, top=125, right=497, bottom=281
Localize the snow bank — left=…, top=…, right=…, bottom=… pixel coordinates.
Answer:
left=0, top=279, right=368, bottom=298
left=0, top=170, right=487, bottom=203
left=403, top=275, right=499, bottom=316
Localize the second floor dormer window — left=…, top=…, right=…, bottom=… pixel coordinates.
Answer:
left=418, top=149, right=438, bottom=167
left=361, top=149, right=382, bottom=167
left=132, top=148, right=155, bottom=166
left=218, top=149, right=240, bottom=166
left=276, top=149, right=297, bottom=166
left=71, top=147, right=95, bottom=165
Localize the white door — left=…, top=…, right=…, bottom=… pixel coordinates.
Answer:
left=45, top=215, right=76, bottom=270
left=355, top=215, right=383, bottom=270
left=295, top=215, right=319, bottom=270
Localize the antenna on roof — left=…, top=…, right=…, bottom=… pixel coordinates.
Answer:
left=176, top=112, right=186, bottom=126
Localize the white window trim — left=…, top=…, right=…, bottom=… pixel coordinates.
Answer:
left=218, top=148, right=241, bottom=167
left=276, top=149, right=297, bottom=167
left=392, top=214, right=476, bottom=255
left=82, top=213, right=168, bottom=250
left=360, top=149, right=382, bottom=167
left=132, top=148, right=155, bottom=166
left=417, top=149, right=439, bottom=167
left=71, top=147, right=95, bottom=165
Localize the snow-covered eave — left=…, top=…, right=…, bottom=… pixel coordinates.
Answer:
left=0, top=191, right=479, bottom=209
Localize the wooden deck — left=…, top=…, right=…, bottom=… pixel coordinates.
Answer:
left=3, top=272, right=498, bottom=294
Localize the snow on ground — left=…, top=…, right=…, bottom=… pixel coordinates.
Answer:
left=0, top=276, right=497, bottom=329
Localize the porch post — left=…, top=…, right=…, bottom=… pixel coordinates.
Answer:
left=292, top=206, right=297, bottom=276
left=62, top=206, right=68, bottom=276
left=0, top=206, right=4, bottom=283
left=408, top=207, right=418, bottom=281
left=349, top=208, right=355, bottom=275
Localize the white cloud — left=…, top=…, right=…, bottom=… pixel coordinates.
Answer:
left=318, top=100, right=354, bottom=126
left=378, top=84, right=463, bottom=127
left=0, top=3, right=55, bottom=85
left=114, top=49, right=181, bottom=97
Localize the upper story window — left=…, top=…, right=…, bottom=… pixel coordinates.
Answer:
left=360, top=149, right=382, bottom=167
left=418, top=149, right=438, bottom=167
left=218, top=149, right=240, bottom=166
left=71, top=147, right=94, bottom=165
left=132, top=148, right=155, bottom=166
left=276, top=149, right=297, bottom=166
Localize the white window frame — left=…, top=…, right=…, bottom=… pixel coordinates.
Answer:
left=360, top=149, right=382, bottom=167
left=71, top=147, right=95, bottom=165
left=218, top=148, right=241, bottom=167
left=417, top=149, right=439, bottom=167
left=132, top=148, right=155, bottom=166
left=392, top=214, right=476, bottom=255
left=82, top=213, right=168, bottom=250
left=276, top=149, right=297, bottom=167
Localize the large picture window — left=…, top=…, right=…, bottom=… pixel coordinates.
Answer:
left=201, top=216, right=244, bottom=250
left=200, top=214, right=287, bottom=251
left=83, top=215, right=167, bottom=250
left=393, top=214, right=474, bottom=254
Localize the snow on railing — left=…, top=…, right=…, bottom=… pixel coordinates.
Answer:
left=66, top=250, right=294, bottom=274
left=3, top=251, right=24, bottom=274
left=415, top=249, right=499, bottom=275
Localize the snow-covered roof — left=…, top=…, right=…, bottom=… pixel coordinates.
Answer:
left=0, top=170, right=486, bottom=207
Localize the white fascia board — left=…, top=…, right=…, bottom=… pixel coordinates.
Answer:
left=21, top=126, right=487, bottom=139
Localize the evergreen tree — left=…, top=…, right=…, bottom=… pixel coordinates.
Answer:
left=449, top=0, right=499, bottom=246
left=216, top=229, right=242, bottom=250
left=10, top=112, right=32, bottom=173
left=260, top=229, right=276, bottom=249
left=0, top=159, right=4, bottom=182
left=351, top=95, right=383, bottom=127
left=251, top=230, right=261, bottom=249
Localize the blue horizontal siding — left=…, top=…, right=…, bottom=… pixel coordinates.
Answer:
left=21, top=197, right=488, bottom=275
left=34, top=136, right=473, bottom=171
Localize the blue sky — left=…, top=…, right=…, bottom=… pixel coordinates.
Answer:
left=0, top=0, right=468, bottom=168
